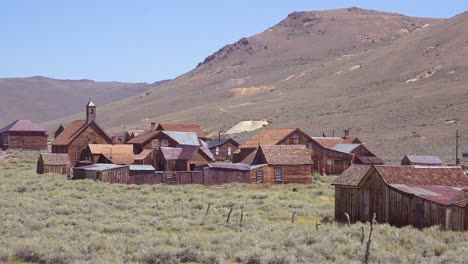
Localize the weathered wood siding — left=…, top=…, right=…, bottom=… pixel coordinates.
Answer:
left=309, top=143, right=352, bottom=175
left=203, top=168, right=251, bottom=185
left=211, top=141, right=238, bottom=161
left=254, top=165, right=312, bottom=184
left=1, top=132, right=47, bottom=150
left=334, top=186, right=363, bottom=222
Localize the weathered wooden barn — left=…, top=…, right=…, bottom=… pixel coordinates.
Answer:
left=82, top=144, right=134, bottom=165
left=51, top=99, right=112, bottom=166
left=204, top=163, right=255, bottom=185
left=309, top=130, right=382, bottom=175
left=333, top=165, right=468, bottom=231
left=401, top=155, right=443, bottom=166
left=72, top=164, right=129, bottom=183
left=0, top=120, right=48, bottom=151
left=36, top=153, right=71, bottom=175
left=250, top=145, right=312, bottom=184
left=155, top=146, right=214, bottom=171
left=207, top=137, right=239, bottom=161
left=234, top=128, right=314, bottom=164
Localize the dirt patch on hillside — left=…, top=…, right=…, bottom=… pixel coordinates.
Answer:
left=226, top=120, right=269, bottom=134
left=227, top=86, right=274, bottom=97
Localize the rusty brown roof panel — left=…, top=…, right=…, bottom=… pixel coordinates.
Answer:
left=390, top=184, right=463, bottom=206
left=260, top=145, right=312, bottom=165
left=51, top=120, right=86, bottom=145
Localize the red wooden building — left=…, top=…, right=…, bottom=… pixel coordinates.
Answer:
left=36, top=153, right=71, bottom=175
left=155, top=145, right=214, bottom=171
left=51, top=99, right=112, bottom=166
left=250, top=145, right=312, bottom=184
left=0, top=120, right=48, bottom=150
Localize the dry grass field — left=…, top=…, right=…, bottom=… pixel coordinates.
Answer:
left=0, top=150, right=467, bottom=264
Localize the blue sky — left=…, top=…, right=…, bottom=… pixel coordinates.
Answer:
left=1, top=0, right=467, bottom=83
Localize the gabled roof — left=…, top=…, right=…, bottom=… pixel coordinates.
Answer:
left=0, top=120, right=47, bottom=133
left=240, top=128, right=308, bottom=149
left=311, top=136, right=360, bottom=149
left=39, top=153, right=71, bottom=166
left=87, top=98, right=95, bottom=107
left=258, top=145, right=312, bottom=165
left=87, top=144, right=134, bottom=165
left=159, top=145, right=214, bottom=161
left=375, top=165, right=468, bottom=187
left=333, top=164, right=372, bottom=187
left=126, top=129, right=144, bottom=137
left=163, top=131, right=201, bottom=146
left=240, top=149, right=258, bottom=165
left=332, top=143, right=361, bottom=153
left=52, top=120, right=111, bottom=146
left=207, top=137, right=239, bottom=149
left=403, top=155, right=442, bottom=165
left=157, top=123, right=206, bottom=138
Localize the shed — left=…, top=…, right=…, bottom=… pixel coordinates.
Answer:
left=0, top=120, right=48, bottom=151
left=204, top=162, right=254, bottom=185
left=128, top=165, right=162, bottom=185
left=36, top=153, right=71, bottom=175
left=251, top=145, right=312, bottom=184
left=333, top=165, right=468, bottom=230
left=72, top=163, right=129, bottom=183
left=401, top=155, right=443, bottom=166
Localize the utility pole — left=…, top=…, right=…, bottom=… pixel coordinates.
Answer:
left=456, top=129, right=460, bottom=166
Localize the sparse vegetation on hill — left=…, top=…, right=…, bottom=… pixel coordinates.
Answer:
left=0, top=150, right=467, bottom=263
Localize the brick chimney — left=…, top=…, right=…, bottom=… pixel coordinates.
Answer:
left=151, top=122, right=156, bottom=131
left=344, top=128, right=351, bottom=138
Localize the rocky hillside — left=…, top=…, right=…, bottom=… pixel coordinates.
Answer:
left=45, top=8, right=468, bottom=163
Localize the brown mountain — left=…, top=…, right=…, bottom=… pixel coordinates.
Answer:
left=0, top=76, right=165, bottom=125
left=44, top=7, right=468, bottom=163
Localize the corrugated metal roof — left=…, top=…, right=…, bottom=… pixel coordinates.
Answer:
left=390, top=184, right=463, bottom=206
left=158, top=123, right=206, bottom=138
left=0, top=120, right=47, bottom=133
left=74, top=164, right=128, bottom=171
left=129, top=165, right=155, bottom=171
left=332, top=143, right=361, bottom=153
left=162, top=131, right=201, bottom=146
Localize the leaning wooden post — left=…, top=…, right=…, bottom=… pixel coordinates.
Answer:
left=315, top=221, right=321, bottom=230
left=226, top=207, right=233, bottom=223
left=291, top=212, right=296, bottom=224
left=364, top=213, right=377, bottom=264
left=239, top=203, right=244, bottom=227
left=344, top=213, right=350, bottom=228
left=205, top=202, right=212, bottom=216
left=360, top=226, right=365, bottom=244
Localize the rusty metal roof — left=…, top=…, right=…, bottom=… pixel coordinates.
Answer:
left=0, top=120, right=47, bottom=133
left=162, top=131, right=201, bottom=146
left=157, top=123, right=206, bottom=138
left=390, top=184, right=464, bottom=206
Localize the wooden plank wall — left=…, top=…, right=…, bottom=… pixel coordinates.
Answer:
left=4, top=132, right=47, bottom=150
left=259, top=165, right=312, bottom=184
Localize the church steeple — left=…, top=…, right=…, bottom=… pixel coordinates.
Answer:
left=86, top=98, right=96, bottom=124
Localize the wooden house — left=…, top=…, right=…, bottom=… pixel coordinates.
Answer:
left=155, top=145, right=214, bottom=171
left=235, top=128, right=314, bottom=164
left=333, top=165, right=468, bottom=231
left=156, top=123, right=209, bottom=141
left=82, top=144, right=134, bottom=165
left=401, top=155, right=443, bottom=166
left=36, top=153, right=71, bottom=175
left=207, top=137, right=239, bottom=161
left=72, top=163, right=129, bottom=183
left=308, top=130, right=382, bottom=175
left=54, top=125, right=64, bottom=139
left=250, top=145, right=312, bottom=184
left=51, top=99, right=112, bottom=166
left=0, top=120, right=48, bottom=151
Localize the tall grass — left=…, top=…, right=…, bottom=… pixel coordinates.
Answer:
left=0, top=150, right=467, bottom=263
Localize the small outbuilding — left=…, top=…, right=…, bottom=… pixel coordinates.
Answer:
left=0, top=120, right=48, bottom=151
left=72, top=163, right=129, bottom=183
left=401, top=155, right=443, bottom=166
left=250, top=145, right=312, bottom=184
left=333, top=165, right=468, bottom=231
left=128, top=165, right=162, bottom=185
left=36, top=153, right=71, bottom=175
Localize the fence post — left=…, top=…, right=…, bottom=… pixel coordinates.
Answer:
left=291, top=212, right=296, bottom=224
left=344, top=213, right=350, bottom=228
left=205, top=202, right=212, bottom=216
left=239, top=203, right=244, bottom=227
left=364, top=213, right=377, bottom=264
left=226, top=207, right=233, bottom=223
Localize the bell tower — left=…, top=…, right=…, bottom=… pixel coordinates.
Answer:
left=86, top=98, right=96, bottom=124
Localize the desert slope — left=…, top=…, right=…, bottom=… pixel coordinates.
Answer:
left=0, top=76, right=162, bottom=125
left=45, top=8, right=468, bottom=163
